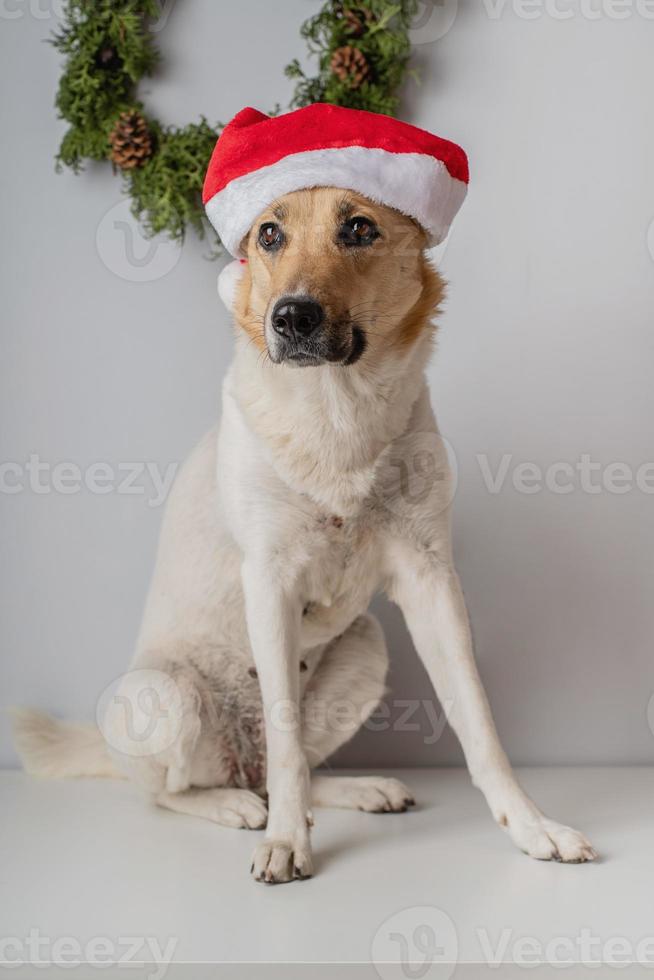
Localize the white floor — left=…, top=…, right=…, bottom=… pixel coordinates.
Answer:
left=1, top=767, right=652, bottom=979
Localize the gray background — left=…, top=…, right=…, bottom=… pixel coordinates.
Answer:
left=1, top=0, right=653, bottom=768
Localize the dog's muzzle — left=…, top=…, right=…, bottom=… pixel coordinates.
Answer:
left=267, top=295, right=366, bottom=367
left=271, top=297, right=324, bottom=365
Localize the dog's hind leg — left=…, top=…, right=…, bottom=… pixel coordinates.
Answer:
left=311, top=774, right=415, bottom=813
left=102, top=662, right=203, bottom=794
left=156, top=787, right=267, bottom=829
left=302, top=614, right=388, bottom=767
left=301, top=614, right=415, bottom=813
left=104, top=647, right=267, bottom=794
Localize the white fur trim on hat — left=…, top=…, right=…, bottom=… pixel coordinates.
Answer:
left=217, top=259, right=247, bottom=312
left=205, top=146, right=467, bottom=257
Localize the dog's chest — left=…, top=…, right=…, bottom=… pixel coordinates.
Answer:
left=300, top=509, right=380, bottom=635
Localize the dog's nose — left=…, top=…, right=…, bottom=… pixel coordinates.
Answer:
left=271, top=298, right=324, bottom=340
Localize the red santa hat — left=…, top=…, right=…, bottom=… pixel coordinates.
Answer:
left=203, top=103, right=469, bottom=258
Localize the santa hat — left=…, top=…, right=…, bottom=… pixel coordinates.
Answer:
left=203, top=103, right=469, bottom=258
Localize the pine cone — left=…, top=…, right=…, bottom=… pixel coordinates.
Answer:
left=333, top=3, right=374, bottom=36
left=109, top=111, right=153, bottom=170
left=330, top=45, right=370, bottom=88
left=345, top=7, right=375, bottom=36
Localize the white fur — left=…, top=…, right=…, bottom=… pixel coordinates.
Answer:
left=10, top=707, right=120, bottom=779
left=135, top=328, right=594, bottom=876
left=13, top=255, right=596, bottom=884
left=205, top=146, right=468, bottom=256
left=217, top=259, right=246, bottom=312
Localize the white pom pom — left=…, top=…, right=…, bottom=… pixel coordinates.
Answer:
left=217, top=259, right=247, bottom=312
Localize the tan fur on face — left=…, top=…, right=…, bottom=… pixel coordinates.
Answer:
left=233, top=188, right=445, bottom=363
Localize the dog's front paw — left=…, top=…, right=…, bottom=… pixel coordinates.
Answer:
left=251, top=834, right=313, bottom=884
left=505, top=815, right=597, bottom=863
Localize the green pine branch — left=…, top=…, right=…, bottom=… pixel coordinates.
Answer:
left=286, top=0, right=419, bottom=117
left=52, top=0, right=419, bottom=244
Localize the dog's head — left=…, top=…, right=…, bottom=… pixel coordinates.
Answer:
left=232, top=188, right=444, bottom=367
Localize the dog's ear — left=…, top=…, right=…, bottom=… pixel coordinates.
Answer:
left=217, top=259, right=248, bottom=313
left=395, top=255, right=446, bottom=350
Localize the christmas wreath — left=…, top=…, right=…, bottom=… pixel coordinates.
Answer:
left=53, top=0, right=419, bottom=246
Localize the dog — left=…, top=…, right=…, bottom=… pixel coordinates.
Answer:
left=13, top=185, right=596, bottom=884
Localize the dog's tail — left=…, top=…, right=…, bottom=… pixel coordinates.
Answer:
left=9, top=707, right=123, bottom=779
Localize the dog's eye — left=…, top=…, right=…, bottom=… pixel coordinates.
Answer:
left=258, top=222, right=283, bottom=250
left=338, top=216, right=379, bottom=247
